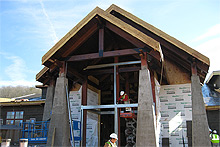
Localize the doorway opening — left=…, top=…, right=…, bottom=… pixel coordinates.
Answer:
left=81, top=61, right=140, bottom=146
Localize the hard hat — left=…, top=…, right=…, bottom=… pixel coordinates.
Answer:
left=213, top=130, right=217, bottom=134
left=120, top=91, right=125, bottom=96
left=110, top=133, right=118, bottom=140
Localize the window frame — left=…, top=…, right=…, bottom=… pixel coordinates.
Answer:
left=0, top=119, right=3, bottom=125
left=6, top=111, right=24, bottom=126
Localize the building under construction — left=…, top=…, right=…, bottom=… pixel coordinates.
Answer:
left=36, top=4, right=211, bottom=147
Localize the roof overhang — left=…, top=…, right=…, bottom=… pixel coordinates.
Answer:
left=36, top=67, right=49, bottom=83
left=36, top=4, right=210, bottom=84
left=206, top=105, right=220, bottom=110
left=42, top=7, right=162, bottom=67
left=106, top=4, right=209, bottom=81
left=0, top=100, right=45, bottom=106
left=206, top=70, right=220, bottom=84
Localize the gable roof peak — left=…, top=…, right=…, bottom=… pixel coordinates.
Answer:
left=42, top=5, right=161, bottom=65
left=106, top=4, right=209, bottom=66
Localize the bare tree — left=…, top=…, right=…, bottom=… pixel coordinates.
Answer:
left=0, top=86, right=41, bottom=98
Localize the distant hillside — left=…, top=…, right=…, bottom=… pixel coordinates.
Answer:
left=0, top=86, right=41, bottom=98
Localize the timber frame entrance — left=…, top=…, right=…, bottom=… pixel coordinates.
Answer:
left=36, top=4, right=210, bottom=147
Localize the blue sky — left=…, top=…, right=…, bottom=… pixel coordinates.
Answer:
left=0, top=0, right=220, bottom=87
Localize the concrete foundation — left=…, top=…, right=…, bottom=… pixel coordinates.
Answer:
left=191, top=75, right=211, bottom=147
left=46, top=76, right=71, bottom=147
left=42, top=84, right=55, bottom=121
left=136, top=69, right=156, bottom=147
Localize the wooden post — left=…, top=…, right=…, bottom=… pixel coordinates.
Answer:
left=59, top=61, right=66, bottom=77
left=82, top=79, right=88, bottom=147
left=191, top=59, right=197, bottom=75
left=150, top=70, right=157, bottom=116
left=99, top=27, right=104, bottom=57
left=140, top=52, right=148, bottom=69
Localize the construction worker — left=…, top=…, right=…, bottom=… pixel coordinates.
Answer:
left=210, top=128, right=213, bottom=146
left=104, top=133, right=118, bottom=147
left=118, top=91, right=129, bottom=103
left=118, top=91, right=131, bottom=111
left=211, top=130, right=220, bottom=147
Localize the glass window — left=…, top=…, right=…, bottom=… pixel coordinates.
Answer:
left=6, top=112, right=15, bottom=119
left=6, top=111, right=24, bottom=126
left=15, top=111, right=24, bottom=119
left=15, top=120, right=23, bottom=126
left=30, top=118, right=36, bottom=123
left=6, top=120, right=14, bottom=125
left=0, top=119, right=3, bottom=125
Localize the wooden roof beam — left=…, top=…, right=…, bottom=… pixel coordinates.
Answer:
left=106, top=21, right=145, bottom=48
left=61, top=24, right=98, bottom=57
left=105, top=22, right=161, bottom=61
left=99, top=27, right=104, bottom=57
left=86, top=66, right=141, bottom=76
left=99, top=74, right=111, bottom=82
left=67, top=48, right=140, bottom=61
left=68, top=68, right=86, bottom=81
left=67, top=48, right=160, bottom=62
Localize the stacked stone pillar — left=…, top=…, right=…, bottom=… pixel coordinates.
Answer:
left=42, top=79, right=55, bottom=121
left=191, top=61, right=210, bottom=146
left=46, top=74, right=71, bottom=146
left=191, top=75, right=210, bottom=146
left=136, top=52, right=156, bottom=147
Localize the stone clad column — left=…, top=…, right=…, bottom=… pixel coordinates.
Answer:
left=191, top=61, right=210, bottom=146
left=46, top=62, right=71, bottom=147
left=136, top=52, right=156, bottom=147
left=42, top=78, right=55, bottom=121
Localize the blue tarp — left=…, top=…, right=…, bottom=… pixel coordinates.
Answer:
left=202, top=83, right=220, bottom=106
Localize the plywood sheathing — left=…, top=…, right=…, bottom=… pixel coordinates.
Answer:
left=42, top=7, right=161, bottom=66
left=164, top=58, right=191, bottom=84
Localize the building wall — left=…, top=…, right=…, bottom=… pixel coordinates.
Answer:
left=42, top=87, right=47, bottom=99
left=159, top=83, right=192, bottom=147
left=207, top=110, right=220, bottom=133
left=0, top=103, right=45, bottom=145
left=0, top=104, right=44, bottom=125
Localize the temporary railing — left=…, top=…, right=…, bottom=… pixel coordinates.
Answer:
left=20, top=121, right=49, bottom=144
